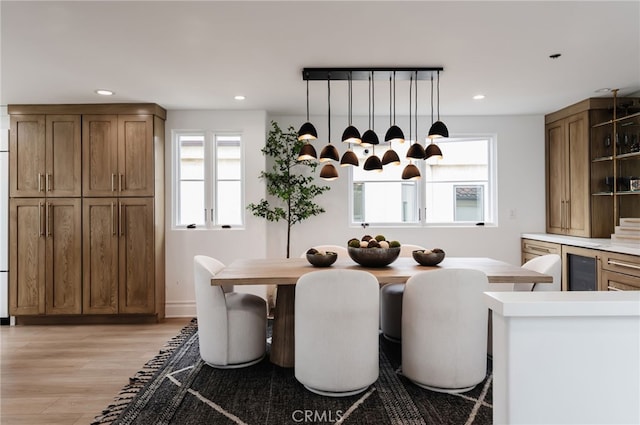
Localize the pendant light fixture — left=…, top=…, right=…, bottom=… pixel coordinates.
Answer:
left=298, top=76, right=318, bottom=141
left=406, top=72, right=426, bottom=160
left=403, top=72, right=422, bottom=180
left=320, top=163, right=339, bottom=180
left=340, top=72, right=360, bottom=167
left=384, top=71, right=405, bottom=144
left=363, top=146, right=383, bottom=172
left=297, top=74, right=319, bottom=161
left=361, top=72, right=380, bottom=148
left=428, top=70, right=449, bottom=139
left=319, top=75, right=340, bottom=164
left=424, top=74, right=444, bottom=160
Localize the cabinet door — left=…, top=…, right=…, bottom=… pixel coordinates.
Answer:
left=118, top=115, right=154, bottom=197
left=9, top=115, right=45, bottom=197
left=9, top=199, right=46, bottom=315
left=46, top=115, right=81, bottom=197
left=83, top=198, right=119, bottom=314
left=83, top=115, right=119, bottom=197
left=118, top=198, right=155, bottom=313
left=45, top=198, right=82, bottom=314
left=565, top=112, right=590, bottom=236
left=601, top=270, right=640, bottom=291
left=546, top=120, right=566, bottom=234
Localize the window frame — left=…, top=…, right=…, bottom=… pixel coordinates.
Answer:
left=348, top=134, right=497, bottom=228
left=172, top=130, right=245, bottom=230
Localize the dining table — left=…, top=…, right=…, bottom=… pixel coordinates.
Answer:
left=211, top=256, right=553, bottom=368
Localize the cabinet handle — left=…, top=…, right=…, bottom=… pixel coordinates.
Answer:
left=111, top=202, right=116, bottom=236
left=529, top=246, right=551, bottom=254
left=560, top=200, right=565, bottom=230
left=565, top=200, right=571, bottom=230
left=111, top=174, right=116, bottom=192
left=210, top=208, right=214, bottom=222
left=607, top=286, right=623, bottom=291
left=46, top=173, right=51, bottom=192
left=118, top=202, right=124, bottom=236
left=38, top=173, right=43, bottom=192
left=119, top=174, right=124, bottom=192
left=46, top=202, right=52, bottom=237
left=38, top=202, right=44, bottom=236
left=608, top=259, right=640, bottom=271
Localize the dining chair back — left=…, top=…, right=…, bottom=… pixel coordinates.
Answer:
left=402, top=268, right=489, bottom=393
left=514, top=254, right=562, bottom=292
left=295, top=269, right=379, bottom=396
left=380, top=244, right=426, bottom=342
left=193, top=255, right=267, bottom=369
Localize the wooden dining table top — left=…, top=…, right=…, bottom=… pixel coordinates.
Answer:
left=211, top=256, right=553, bottom=286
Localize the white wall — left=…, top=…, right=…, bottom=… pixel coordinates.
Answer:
left=164, top=110, right=268, bottom=317
left=164, top=111, right=547, bottom=317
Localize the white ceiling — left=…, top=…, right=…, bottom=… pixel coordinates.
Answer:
left=2, top=1, right=639, bottom=117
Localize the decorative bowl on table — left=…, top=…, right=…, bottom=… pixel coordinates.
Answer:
left=347, top=246, right=401, bottom=267
left=305, top=249, right=338, bottom=267
left=412, top=248, right=446, bottom=266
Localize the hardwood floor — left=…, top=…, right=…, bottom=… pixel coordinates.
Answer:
left=0, top=318, right=192, bottom=425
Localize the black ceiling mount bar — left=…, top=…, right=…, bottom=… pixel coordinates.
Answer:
left=302, top=67, right=444, bottom=81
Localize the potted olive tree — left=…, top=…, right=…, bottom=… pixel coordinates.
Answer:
left=247, top=120, right=330, bottom=259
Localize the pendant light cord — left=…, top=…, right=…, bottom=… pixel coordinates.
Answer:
left=305, top=77, right=310, bottom=122
left=430, top=75, right=434, bottom=125
left=415, top=71, right=419, bottom=143
left=327, top=73, right=331, bottom=143
left=436, top=70, right=441, bottom=121
left=409, top=73, right=413, bottom=142
left=371, top=71, right=375, bottom=129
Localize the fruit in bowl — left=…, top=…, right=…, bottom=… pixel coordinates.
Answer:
left=305, top=248, right=338, bottom=267
left=346, top=235, right=401, bottom=267
left=412, top=248, right=446, bottom=266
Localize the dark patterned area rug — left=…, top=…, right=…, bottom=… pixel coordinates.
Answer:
left=93, top=320, right=492, bottom=425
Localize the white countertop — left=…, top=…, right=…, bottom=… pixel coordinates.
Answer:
left=484, top=291, right=640, bottom=317
left=521, top=232, right=640, bottom=256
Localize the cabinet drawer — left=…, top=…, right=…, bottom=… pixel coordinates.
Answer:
left=601, top=270, right=640, bottom=291
left=521, top=239, right=561, bottom=258
left=600, top=251, right=640, bottom=278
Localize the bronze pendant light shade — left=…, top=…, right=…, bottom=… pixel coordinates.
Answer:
left=363, top=152, right=383, bottom=172
left=361, top=72, right=379, bottom=148
left=320, top=163, right=339, bottom=180
left=401, top=163, right=421, bottom=180
left=340, top=149, right=359, bottom=167
left=381, top=149, right=401, bottom=166
left=297, top=143, right=317, bottom=161
left=406, top=142, right=426, bottom=159
left=424, top=142, right=443, bottom=160
left=319, top=143, right=340, bottom=162
left=361, top=129, right=379, bottom=147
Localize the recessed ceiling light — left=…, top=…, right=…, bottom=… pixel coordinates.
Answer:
left=95, top=89, right=114, bottom=96
left=473, top=94, right=485, bottom=100
left=234, top=95, right=245, bottom=101
left=595, top=88, right=611, bottom=93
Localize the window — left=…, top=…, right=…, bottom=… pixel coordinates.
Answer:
left=174, top=131, right=243, bottom=228
left=350, top=136, right=495, bottom=226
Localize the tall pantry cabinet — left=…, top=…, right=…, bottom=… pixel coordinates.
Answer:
left=8, top=104, right=166, bottom=322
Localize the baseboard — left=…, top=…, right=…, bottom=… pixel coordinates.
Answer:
left=165, top=301, right=197, bottom=318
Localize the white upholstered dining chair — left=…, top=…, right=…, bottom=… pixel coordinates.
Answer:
left=402, top=268, right=489, bottom=393
left=295, top=269, right=379, bottom=397
left=379, top=244, right=426, bottom=342
left=193, top=255, right=267, bottom=369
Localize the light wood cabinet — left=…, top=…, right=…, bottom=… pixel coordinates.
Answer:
left=599, top=251, right=640, bottom=291
left=8, top=104, right=166, bottom=322
left=10, top=114, right=81, bottom=198
left=521, top=238, right=561, bottom=264
left=83, top=114, right=154, bottom=197
left=83, top=198, right=155, bottom=314
left=9, top=198, right=82, bottom=315
left=545, top=111, right=590, bottom=236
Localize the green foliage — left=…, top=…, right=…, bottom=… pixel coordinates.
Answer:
left=247, top=121, right=330, bottom=257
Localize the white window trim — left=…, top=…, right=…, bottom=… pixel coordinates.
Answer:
left=171, top=130, right=245, bottom=230
left=349, top=133, right=498, bottom=228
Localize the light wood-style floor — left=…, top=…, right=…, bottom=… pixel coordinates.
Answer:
left=0, top=318, right=192, bottom=425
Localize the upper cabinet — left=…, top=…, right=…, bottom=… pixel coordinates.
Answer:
left=9, top=114, right=81, bottom=198
left=83, top=114, right=154, bottom=197
left=545, top=96, right=640, bottom=238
